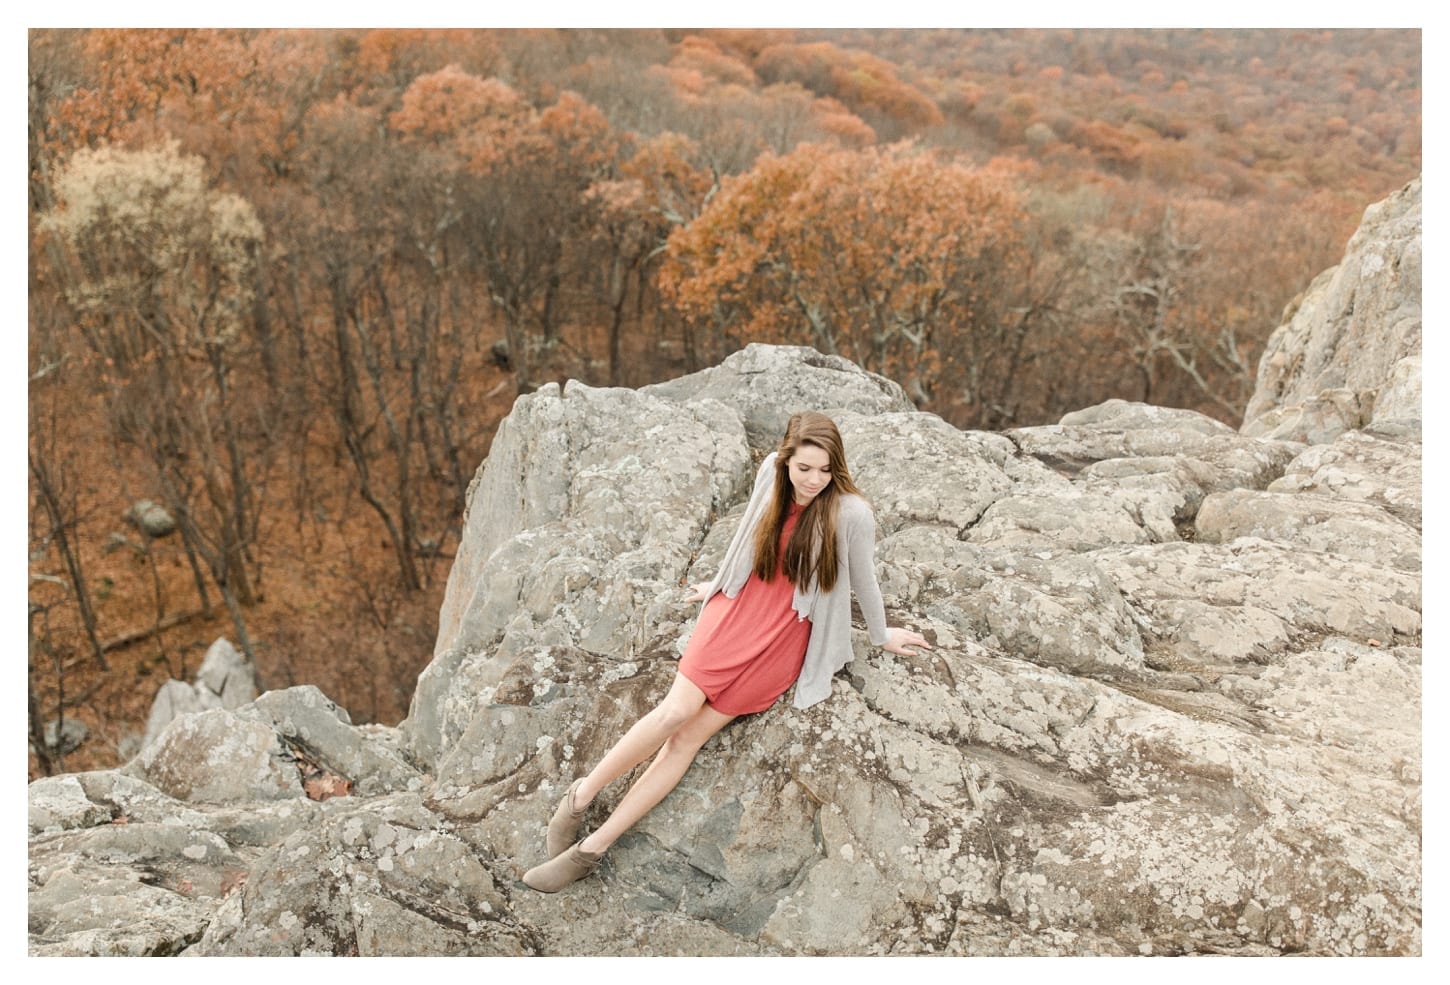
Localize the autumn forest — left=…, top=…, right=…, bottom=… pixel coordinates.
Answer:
left=26, top=28, right=1421, bottom=778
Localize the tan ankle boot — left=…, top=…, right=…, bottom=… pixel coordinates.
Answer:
left=522, top=842, right=603, bottom=893
left=545, top=779, right=588, bottom=859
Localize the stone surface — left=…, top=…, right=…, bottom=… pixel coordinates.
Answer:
left=413, top=376, right=752, bottom=771
left=1242, top=178, right=1421, bottom=442
left=1196, top=488, right=1420, bottom=572
left=29, top=864, right=214, bottom=956
left=42, top=718, right=89, bottom=757
left=127, top=499, right=177, bottom=538
left=640, top=342, right=915, bottom=452
left=187, top=794, right=534, bottom=956
left=29, top=775, right=111, bottom=836
left=236, top=686, right=424, bottom=798
left=140, top=637, right=257, bottom=751
left=1267, top=427, right=1422, bottom=531
left=128, top=709, right=304, bottom=805
left=413, top=347, right=1417, bottom=956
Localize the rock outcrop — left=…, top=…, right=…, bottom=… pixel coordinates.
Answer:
left=29, top=185, right=1422, bottom=957
left=138, top=638, right=257, bottom=752
left=1242, top=178, right=1421, bottom=442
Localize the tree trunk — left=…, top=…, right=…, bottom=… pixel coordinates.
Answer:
left=28, top=674, right=56, bottom=777
left=28, top=454, right=107, bottom=671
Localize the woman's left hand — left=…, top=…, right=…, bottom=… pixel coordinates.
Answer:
left=882, top=626, right=931, bottom=656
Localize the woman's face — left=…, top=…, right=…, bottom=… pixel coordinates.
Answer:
left=787, top=444, right=833, bottom=506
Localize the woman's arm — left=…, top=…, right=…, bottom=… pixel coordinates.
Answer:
left=685, top=452, right=777, bottom=603
left=841, top=499, right=890, bottom=646
left=842, top=498, right=930, bottom=657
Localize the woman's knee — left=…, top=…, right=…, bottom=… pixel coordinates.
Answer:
left=662, top=707, right=732, bottom=758
left=650, top=677, right=706, bottom=731
left=650, top=695, right=701, bottom=733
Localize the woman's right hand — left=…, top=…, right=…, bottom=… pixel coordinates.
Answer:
left=683, top=582, right=712, bottom=604
left=881, top=626, right=931, bottom=657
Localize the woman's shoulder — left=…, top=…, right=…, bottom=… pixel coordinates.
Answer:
left=835, top=493, right=875, bottom=525
left=752, top=452, right=778, bottom=488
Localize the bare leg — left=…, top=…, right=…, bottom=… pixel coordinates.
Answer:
left=573, top=673, right=710, bottom=808
left=578, top=701, right=735, bottom=854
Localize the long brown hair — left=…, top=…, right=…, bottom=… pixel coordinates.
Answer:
left=751, top=411, right=863, bottom=593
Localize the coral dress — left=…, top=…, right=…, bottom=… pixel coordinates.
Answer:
left=679, top=500, right=812, bottom=715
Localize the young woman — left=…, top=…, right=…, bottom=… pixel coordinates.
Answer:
left=522, top=411, right=929, bottom=892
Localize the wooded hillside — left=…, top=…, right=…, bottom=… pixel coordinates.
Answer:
left=27, top=28, right=1420, bottom=779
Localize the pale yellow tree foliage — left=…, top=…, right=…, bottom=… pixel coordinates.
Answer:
left=47, top=141, right=263, bottom=351
left=45, top=140, right=268, bottom=636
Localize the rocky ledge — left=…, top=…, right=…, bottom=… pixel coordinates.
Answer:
left=29, top=183, right=1421, bottom=957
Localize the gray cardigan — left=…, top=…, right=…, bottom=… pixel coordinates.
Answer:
left=695, top=452, right=889, bottom=709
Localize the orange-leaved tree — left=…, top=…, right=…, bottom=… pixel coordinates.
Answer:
left=392, top=68, right=621, bottom=391
left=752, top=40, right=944, bottom=138
left=584, top=131, right=715, bottom=383
left=658, top=141, right=1028, bottom=408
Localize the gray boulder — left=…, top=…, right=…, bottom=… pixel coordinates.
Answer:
left=236, top=686, right=424, bottom=798
left=1196, top=488, right=1420, bottom=572
left=128, top=709, right=304, bottom=805
left=408, top=357, right=1418, bottom=955
left=1004, top=400, right=1304, bottom=546
left=1267, top=427, right=1421, bottom=531
left=187, top=794, right=532, bottom=956
left=140, top=638, right=257, bottom=751
left=29, top=774, right=111, bottom=836
left=29, top=864, right=215, bottom=956
left=640, top=342, right=915, bottom=452
left=42, top=718, right=89, bottom=757
left=1242, top=178, right=1421, bottom=442
left=29, top=786, right=250, bottom=957
left=126, top=499, right=176, bottom=538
